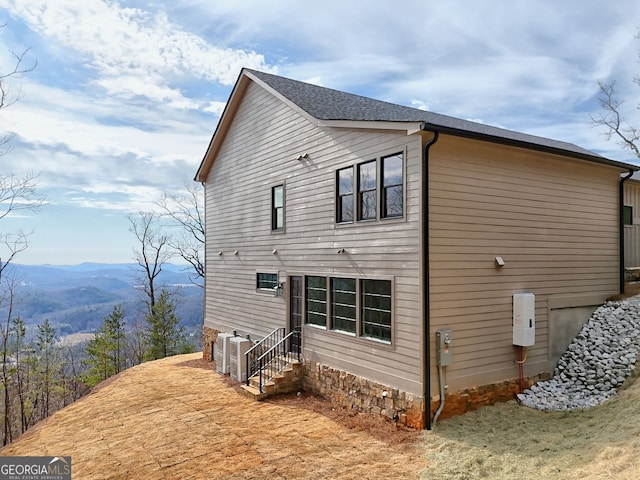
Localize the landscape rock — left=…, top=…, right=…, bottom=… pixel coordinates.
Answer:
left=518, top=298, right=640, bottom=411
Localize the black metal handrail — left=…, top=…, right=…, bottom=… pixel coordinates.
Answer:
left=246, top=330, right=301, bottom=393
left=245, top=328, right=285, bottom=384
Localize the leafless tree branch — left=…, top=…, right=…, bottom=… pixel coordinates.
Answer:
left=591, top=80, right=640, bottom=158
left=128, top=212, right=174, bottom=311
left=0, top=27, right=37, bottom=157
left=156, top=184, right=205, bottom=287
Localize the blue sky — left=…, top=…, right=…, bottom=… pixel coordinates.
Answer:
left=1, top=0, right=640, bottom=265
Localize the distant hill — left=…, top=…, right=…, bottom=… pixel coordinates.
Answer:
left=1, top=263, right=203, bottom=337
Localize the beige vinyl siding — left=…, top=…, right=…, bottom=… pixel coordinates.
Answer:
left=428, top=135, right=621, bottom=390
left=204, top=81, right=425, bottom=395
left=624, top=180, right=640, bottom=268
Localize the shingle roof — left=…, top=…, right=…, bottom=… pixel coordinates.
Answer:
left=246, top=69, right=635, bottom=168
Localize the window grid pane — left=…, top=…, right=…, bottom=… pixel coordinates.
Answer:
left=624, top=205, right=633, bottom=226
left=272, top=185, right=284, bottom=230
left=256, top=273, right=278, bottom=289
left=337, top=168, right=354, bottom=223
left=358, top=160, right=377, bottom=220
left=382, top=153, right=403, bottom=218
left=306, top=276, right=327, bottom=327
left=331, top=278, right=356, bottom=333
left=360, top=279, right=391, bottom=342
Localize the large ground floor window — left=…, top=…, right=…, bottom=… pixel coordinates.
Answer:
left=305, top=275, right=392, bottom=343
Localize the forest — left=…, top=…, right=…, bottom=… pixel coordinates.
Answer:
left=0, top=261, right=204, bottom=445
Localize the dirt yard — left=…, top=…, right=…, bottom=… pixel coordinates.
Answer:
left=0, top=353, right=424, bottom=479
left=4, top=351, right=640, bottom=479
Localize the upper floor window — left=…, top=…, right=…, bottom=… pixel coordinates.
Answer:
left=381, top=153, right=403, bottom=218
left=336, top=152, right=404, bottom=224
left=272, top=184, right=284, bottom=231
left=358, top=160, right=377, bottom=220
left=337, top=167, right=354, bottom=223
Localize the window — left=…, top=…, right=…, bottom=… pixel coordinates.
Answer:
left=272, top=184, right=284, bottom=231
left=360, top=279, right=392, bottom=342
left=382, top=153, right=403, bottom=218
left=358, top=160, right=377, bottom=220
left=304, top=275, right=392, bottom=343
left=336, top=152, right=404, bottom=224
left=305, top=276, right=327, bottom=327
left=337, top=167, right=354, bottom=223
left=256, top=273, right=278, bottom=290
left=331, top=277, right=356, bottom=334
left=624, top=205, right=633, bottom=226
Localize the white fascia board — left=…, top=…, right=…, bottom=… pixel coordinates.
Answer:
left=316, top=119, right=424, bottom=135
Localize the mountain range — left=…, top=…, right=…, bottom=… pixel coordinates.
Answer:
left=1, top=263, right=203, bottom=337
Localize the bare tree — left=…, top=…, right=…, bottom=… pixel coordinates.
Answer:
left=128, top=211, right=173, bottom=312
left=0, top=27, right=42, bottom=445
left=0, top=27, right=37, bottom=156
left=0, top=277, right=17, bottom=445
left=592, top=31, right=640, bottom=157
left=156, top=184, right=205, bottom=287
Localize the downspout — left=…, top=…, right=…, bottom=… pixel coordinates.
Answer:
left=620, top=170, right=634, bottom=293
left=421, top=128, right=439, bottom=430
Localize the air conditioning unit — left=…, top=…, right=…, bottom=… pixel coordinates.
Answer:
left=229, top=337, right=253, bottom=382
left=214, top=333, right=234, bottom=374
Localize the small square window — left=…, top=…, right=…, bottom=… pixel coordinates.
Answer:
left=257, top=272, right=278, bottom=290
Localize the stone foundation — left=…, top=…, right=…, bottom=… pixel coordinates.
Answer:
left=302, top=360, right=426, bottom=429
left=202, top=326, right=219, bottom=362
left=429, top=373, right=548, bottom=421
left=302, top=359, right=548, bottom=429
left=205, top=327, right=548, bottom=428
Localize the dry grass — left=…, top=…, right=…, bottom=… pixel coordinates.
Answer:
left=421, top=367, right=640, bottom=479
left=3, top=352, right=640, bottom=479
left=0, top=353, right=424, bottom=479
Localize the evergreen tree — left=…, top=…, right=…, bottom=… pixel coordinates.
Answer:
left=144, top=290, right=192, bottom=360
left=11, top=317, right=34, bottom=433
left=35, top=319, right=57, bottom=419
left=84, top=305, right=126, bottom=387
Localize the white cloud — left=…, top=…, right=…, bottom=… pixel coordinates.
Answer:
left=3, top=0, right=640, bottom=264
left=1, top=0, right=274, bottom=97
left=203, top=101, right=226, bottom=116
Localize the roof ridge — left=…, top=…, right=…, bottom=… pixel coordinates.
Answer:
left=242, top=68, right=633, bottom=167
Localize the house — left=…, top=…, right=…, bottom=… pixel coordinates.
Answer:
left=624, top=172, right=640, bottom=271
left=194, top=68, right=637, bottom=429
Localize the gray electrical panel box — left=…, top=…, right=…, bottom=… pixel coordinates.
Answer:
left=436, top=329, right=453, bottom=366
left=513, top=293, right=535, bottom=346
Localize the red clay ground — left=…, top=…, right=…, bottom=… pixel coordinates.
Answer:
left=0, top=353, right=425, bottom=479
